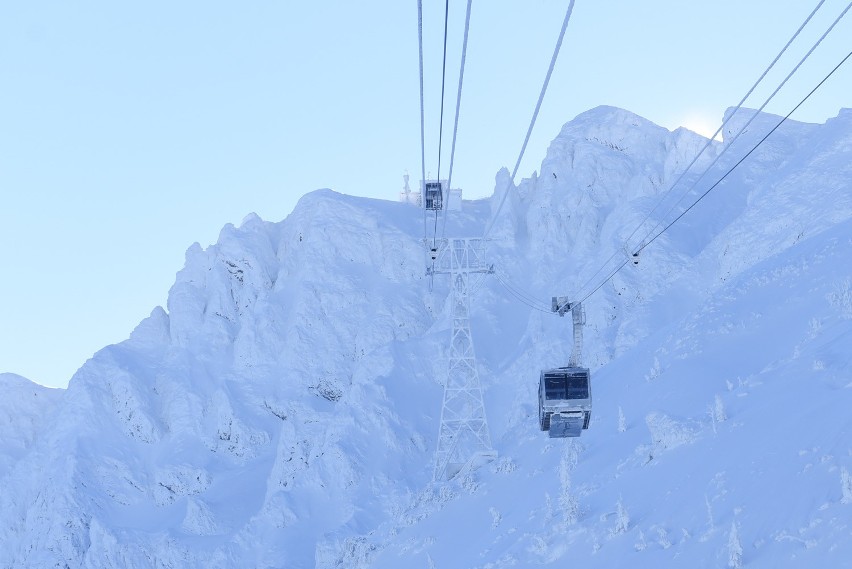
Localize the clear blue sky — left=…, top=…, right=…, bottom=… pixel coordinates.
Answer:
left=1, top=1, right=850, bottom=388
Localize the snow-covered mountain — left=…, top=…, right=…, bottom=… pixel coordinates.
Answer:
left=0, top=373, right=63, bottom=475
left=1, top=106, right=850, bottom=568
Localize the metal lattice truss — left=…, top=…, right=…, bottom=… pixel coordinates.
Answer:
left=430, top=238, right=497, bottom=481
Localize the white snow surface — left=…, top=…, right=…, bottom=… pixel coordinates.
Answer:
left=0, top=373, right=63, bottom=475
left=1, top=105, right=850, bottom=568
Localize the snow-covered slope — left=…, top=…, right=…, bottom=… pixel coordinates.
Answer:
left=1, top=106, right=849, bottom=568
left=0, top=373, right=63, bottom=475
left=370, top=203, right=852, bottom=569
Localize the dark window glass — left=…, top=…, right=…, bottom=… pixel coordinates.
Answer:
left=544, top=372, right=588, bottom=400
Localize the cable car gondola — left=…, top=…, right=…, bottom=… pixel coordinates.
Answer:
left=539, top=299, right=592, bottom=438
left=539, top=366, right=591, bottom=437
left=423, top=180, right=443, bottom=210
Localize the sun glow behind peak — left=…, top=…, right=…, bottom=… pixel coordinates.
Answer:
left=678, top=113, right=723, bottom=141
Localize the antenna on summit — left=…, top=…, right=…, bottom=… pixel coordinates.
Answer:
left=399, top=171, right=420, bottom=206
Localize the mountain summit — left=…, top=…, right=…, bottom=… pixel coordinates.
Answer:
left=2, top=106, right=850, bottom=568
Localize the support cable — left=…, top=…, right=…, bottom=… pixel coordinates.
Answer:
left=494, top=269, right=550, bottom=312
left=417, top=0, right=428, bottom=241
left=638, top=49, right=852, bottom=254
left=577, top=47, right=852, bottom=305
left=634, top=0, right=851, bottom=253
left=495, top=272, right=553, bottom=314
left=436, top=0, right=451, bottom=184
left=442, top=0, right=474, bottom=241
left=627, top=0, right=827, bottom=249
left=482, top=0, right=575, bottom=240
left=574, top=0, right=830, bottom=300
left=493, top=267, right=552, bottom=310
left=431, top=0, right=452, bottom=248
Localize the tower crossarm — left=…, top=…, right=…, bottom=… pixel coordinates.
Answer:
left=426, top=238, right=493, bottom=276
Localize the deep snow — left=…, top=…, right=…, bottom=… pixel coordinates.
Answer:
left=1, top=105, right=850, bottom=568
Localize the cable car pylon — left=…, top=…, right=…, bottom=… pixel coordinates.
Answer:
left=430, top=237, right=497, bottom=480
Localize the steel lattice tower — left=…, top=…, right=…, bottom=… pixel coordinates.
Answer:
left=430, top=238, right=497, bottom=480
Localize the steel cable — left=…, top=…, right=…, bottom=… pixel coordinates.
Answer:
left=574, top=0, right=830, bottom=300
left=574, top=0, right=850, bottom=303
left=442, top=0, right=474, bottom=241
left=482, top=0, right=576, bottom=240
left=577, top=48, right=852, bottom=305
left=634, top=0, right=852, bottom=254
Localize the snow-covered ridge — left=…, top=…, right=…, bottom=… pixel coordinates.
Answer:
left=1, top=105, right=850, bottom=568
left=0, top=373, right=63, bottom=476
